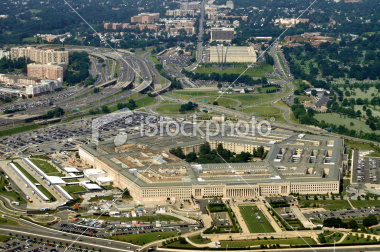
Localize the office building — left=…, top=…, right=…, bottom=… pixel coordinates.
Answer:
left=27, top=63, right=66, bottom=80
left=131, top=13, right=160, bottom=24
left=210, top=27, right=234, bottom=42
left=11, top=47, right=69, bottom=65
left=79, top=125, right=347, bottom=204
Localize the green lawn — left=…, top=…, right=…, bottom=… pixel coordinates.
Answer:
left=193, top=62, right=274, bottom=78
left=12, top=162, right=57, bottom=202
left=277, top=52, right=288, bottom=76
left=341, top=234, right=380, bottom=244
left=115, top=61, right=121, bottom=76
left=339, top=87, right=379, bottom=100
left=149, top=53, right=160, bottom=65
left=299, top=200, right=351, bottom=210
left=220, top=237, right=317, bottom=248
left=23, top=37, right=38, bottom=43
left=155, top=101, right=198, bottom=114
left=351, top=200, right=380, bottom=208
left=0, top=235, right=11, bottom=242
left=63, top=185, right=85, bottom=194
left=193, top=97, right=238, bottom=108
left=188, top=235, right=211, bottom=244
left=107, top=231, right=178, bottom=245
left=0, top=124, right=41, bottom=137
left=300, top=199, right=380, bottom=210
left=135, top=96, right=157, bottom=108
left=29, top=9, right=42, bottom=13
left=172, top=90, right=274, bottom=106
left=29, top=159, right=61, bottom=175
left=89, top=195, right=113, bottom=201
left=314, top=113, right=380, bottom=134
left=0, top=217, right=19, bottom=226
left=344, top=139, right=380, bottom=157
left=239, top=106, right=286, bottom=123
left=239, top=206, right=275, bottom=233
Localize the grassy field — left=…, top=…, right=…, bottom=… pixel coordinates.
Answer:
left=135, top=96, right=157, bottom=108
left=193, top=97, right=238, bottom=108
left=220, top=237, right=317, bottom=248
left=107, top=231, right=178, bottom=245
left=23, top=37, right=38, bottom=43
left=314, top=113, right=380, bottom=134
left=277, top=52, right=288, bottom=76
left=344, top=139, right=380, bottom=157
left=149, top=53, right=160, bottom=65
left=171, top=90, right=274, bottom=106
left=155, top=101, right=198, bottom=114
left=63, top=185, right=86, bottom=194
left=193, top=63, right=274, bottom=78
left=0, top=174, right=27, bottom=204
left=89, top=195, right=113, bottom=201
left=29, top=9, right=42, bottom=13
left=13, top=162, right=57, bottom=202
left=341, top=234, right=380, bottom=244
left=339, top=87, right=379, bottom=100
left=80, top=214, right=181, bottom=222
left=0, top=217, right=19, bottom=226
left=0, top=235, right=11, bottom=242
left=189, top=235, right=211, bottom=244
left=29, top=159, right=61, bottom=175
left=299, top=200, right=351, bottom=210
left=300, top=199, right=380, bottom=210
left=239, top=106, right=286, bottom=123
left=239, top=206, right=275, bottom=233
left=115, top=61, right=121, bottom=76
left=0, top=124, right=41, bottom=138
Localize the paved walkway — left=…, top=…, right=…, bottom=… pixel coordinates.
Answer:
left=291, top=206, right=316, bottom=229
left=230, top=204, right=250, bottom=233
left=256, top=201, right=283, bottom=233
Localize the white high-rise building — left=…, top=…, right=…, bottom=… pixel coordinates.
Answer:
left=226, top=0, right=234, bottom=9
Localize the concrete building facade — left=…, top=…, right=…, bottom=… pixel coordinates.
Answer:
left=27, top=63, right=66, bottom=80
left=11, top=47, right=69, bottom=65
left=131, top=13, right=160, bottom=24
left=79, top=128, right=347, bottom=204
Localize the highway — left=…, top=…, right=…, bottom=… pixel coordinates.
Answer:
left=186, top=0, right=204, bottom=71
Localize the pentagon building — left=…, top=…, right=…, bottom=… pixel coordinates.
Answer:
left=79, top=130, right=347, bottom=204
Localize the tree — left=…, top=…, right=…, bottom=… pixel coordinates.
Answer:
left=349, top=220, right=358, bottom=229
left=311, top=89, right=318, bottom=96
left=101, top=106, right=110, bottom=114
left=363, top=215, right=378, bottom=227
left=185, top=152, right=197, bottom=162
left=366, top=109, right=372, bottom=117
left=264, top=52, right=274, bottom=65
left=213, top=101, right=218, bottom=105
left=199, top=142, right=211, bottom=155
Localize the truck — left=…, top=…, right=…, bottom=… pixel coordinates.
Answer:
left=11, top=202, right=20, bottom=205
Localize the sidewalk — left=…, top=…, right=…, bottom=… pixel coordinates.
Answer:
left=230, top=204, right=250, bottom=234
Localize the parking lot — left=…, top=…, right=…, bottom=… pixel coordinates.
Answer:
left=1, top=237, right=90, bottom=252
left=304, top=206, right=380, bottom=224
left=0, top=112, right=171, bottom=156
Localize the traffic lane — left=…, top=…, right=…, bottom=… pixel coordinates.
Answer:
left=0, top=225, right=139, bottom=251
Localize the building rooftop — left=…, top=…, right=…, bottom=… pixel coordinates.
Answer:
left=80, top=128, right=345, bottom=188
